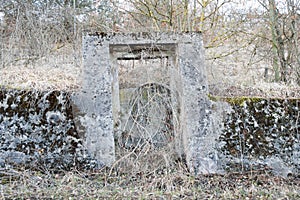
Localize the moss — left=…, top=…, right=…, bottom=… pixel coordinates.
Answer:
left=208, top=94, right=265, bottom=106
left=207, top=93, right=220, bottom=102
left=209, top=93, right=300, bottom=104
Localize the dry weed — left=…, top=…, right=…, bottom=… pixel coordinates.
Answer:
left=0, top=163, right=299, bottom=199
left=0, top=44, right=81, bottom=91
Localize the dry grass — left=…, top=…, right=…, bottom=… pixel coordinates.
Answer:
left=2, top=141, right=298, bottom=199
left=0, top=165, right=299, bottom=199
left=0, top=44, right=82, bottom=91
left=206, top=43, right=300, bottom=98
left=2, top=142, right=298, bottom=199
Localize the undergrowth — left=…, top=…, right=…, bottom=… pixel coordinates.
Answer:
left=0, top=164, right=299, bottom=199
left=1, top=143, right=300, bottom=199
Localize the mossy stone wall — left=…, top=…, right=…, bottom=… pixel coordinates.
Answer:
left=217, top=97, right=300, bottom=174
left=1, top=87, right=299, bottom=175
left=0, top=89, right=96, bottom=170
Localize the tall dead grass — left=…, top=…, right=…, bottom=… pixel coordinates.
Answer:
left=1, top=161, right=299, bottom=199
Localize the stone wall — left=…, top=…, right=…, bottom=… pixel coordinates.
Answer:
left=1, top=90, right=299, bottom=176
left=215, top=97, right=300, bottom=176
left=0, top=89, right=97, bottom=170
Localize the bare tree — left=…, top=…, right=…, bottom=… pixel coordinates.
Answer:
left=286, top=0, right=300, bottom=84
left=0, top=0, right=120, bottom=68
left=257, top=0, right=300, bottom=83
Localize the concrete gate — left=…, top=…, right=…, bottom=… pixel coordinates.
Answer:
left=73, top=32, right=220, bottom=174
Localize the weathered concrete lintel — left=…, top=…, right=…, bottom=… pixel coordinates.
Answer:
left=86, top=32, right=203, bottom=44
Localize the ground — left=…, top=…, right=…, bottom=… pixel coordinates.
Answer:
left=1, top=167, right=299, bottom=199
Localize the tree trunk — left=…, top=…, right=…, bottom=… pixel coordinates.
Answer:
left=268, top=0, right=287, bottom=82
